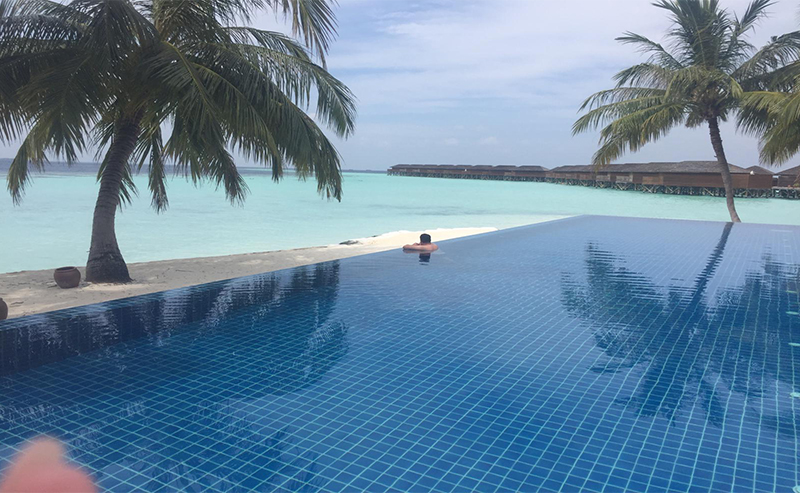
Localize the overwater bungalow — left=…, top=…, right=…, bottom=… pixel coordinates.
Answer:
left=388, top=164, right=549, bottom=181
left=389, top=161, right=776, bottom=197
left=745, top=165, right=773, bottom=175
left=547, top=161, right=773, bottom=196
left=775, top=164, right=800, bottom=188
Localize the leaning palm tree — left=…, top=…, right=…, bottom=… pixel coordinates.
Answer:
left=0, top=0, right=356, bottom=282
left=573, top=0, right=799, bottom=223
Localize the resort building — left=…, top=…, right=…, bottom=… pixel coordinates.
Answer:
left=547, top=161, right=773, bottom=197
left=775, top=164, right=800, bottom=188
left=388, top=161, right=778, bottom=198
left=745, top=165, right=773, bottom=175
left=388, top=164, right=548, bottom=181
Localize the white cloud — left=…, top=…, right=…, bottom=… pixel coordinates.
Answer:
left=313, top=0, right=800, bottom=169
left=479, top=136, right=498, bottom=146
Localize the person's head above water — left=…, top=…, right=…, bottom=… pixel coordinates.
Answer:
left=403, top=233, right=438, bottom=252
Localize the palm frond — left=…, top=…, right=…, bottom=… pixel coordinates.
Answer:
left=732, top=0, right=772, bottom=38
left=3, top=0, right=87, bottom=19
left=84, top=0, right=157, bottom=70
left=591, top=103, right=688, bottom=165
left=737, top=90, right=785, bottom=135
left=663, top=65, right=739, bottom=104
left=578, top=87, right=666, bottom=112
left=720, top=0, right=773, bottom=71
left=616, top=32, right=684, bottom=70
left=131, top=118, right=168, bottom=211
left=164, top=111, right=249, bottom=205
left=759, top=118, right=800, bottom=165
left=272, top=0, right=337, bottom=64
left=734, top=33, right=800, bottom=87
left=573, top=93, right=666, bottom=135
left=613, top=63, right=674, bottom=89
left=6, top=122, right=47, bottom=204
left=146, top=129, right=168, bottom=211
left=18, top=54, right=108, bottom=161
left=206, top=35, right=356, bottom=136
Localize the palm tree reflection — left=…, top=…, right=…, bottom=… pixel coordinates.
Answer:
left=2, top=262, right=348, bottom=492
left=562, top=224, right=798, bottom=434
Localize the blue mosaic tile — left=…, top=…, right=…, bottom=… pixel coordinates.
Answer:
left=0, top=216, right=799, bottom=492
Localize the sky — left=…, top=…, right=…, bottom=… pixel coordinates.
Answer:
left=259, top=0, right=800, bottom=171
left=2, top=0, right=799, bottom=171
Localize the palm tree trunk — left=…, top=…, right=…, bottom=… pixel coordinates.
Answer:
left=85, top=114, right=142, bottom=283
left=707, top=117, right=741, bottom=223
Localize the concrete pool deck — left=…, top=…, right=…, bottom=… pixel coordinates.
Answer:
left=0, top=226, right=509, bottom=319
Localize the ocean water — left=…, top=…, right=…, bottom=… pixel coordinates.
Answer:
left=2, top=167, right=800, bottom=273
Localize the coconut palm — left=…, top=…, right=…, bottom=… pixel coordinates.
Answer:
left=573, top=0, right=800, bottom=223
left=0, top=0, right=356, bottom=282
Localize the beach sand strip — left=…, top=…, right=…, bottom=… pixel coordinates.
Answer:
left=0, top=227, right=502, bottom=319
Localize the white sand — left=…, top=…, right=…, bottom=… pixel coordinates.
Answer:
left=0, top=227, right=500, bottom=319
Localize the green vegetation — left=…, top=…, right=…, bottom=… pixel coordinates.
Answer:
left=0, top=0, right=356, bottom=282
left=573, top=0, right=800, bottom=223
left=739, top=40, right=800, bottom=166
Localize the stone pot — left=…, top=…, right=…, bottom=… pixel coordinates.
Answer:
left=0, top=298, right=7, bottom=321
left=54, top=267, right=81, bottom=289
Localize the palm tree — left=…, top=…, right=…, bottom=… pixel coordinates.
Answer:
left=0, top=0, right=356, bottom=282
left=573, top=0, right=798, bottom=223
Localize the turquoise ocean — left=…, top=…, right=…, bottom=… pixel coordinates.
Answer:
left=2, top=166, right=800, bottom=274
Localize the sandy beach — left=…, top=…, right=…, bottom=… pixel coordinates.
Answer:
left=0, top=227, right=500, bottom=319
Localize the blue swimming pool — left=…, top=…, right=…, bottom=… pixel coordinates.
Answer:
left=0, top=216, right=798, bottom=492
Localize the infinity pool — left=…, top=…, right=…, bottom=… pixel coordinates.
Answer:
left=0, top=216, right=798, bottom=492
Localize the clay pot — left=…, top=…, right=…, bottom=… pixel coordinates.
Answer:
left=0, top=298, right=7, bottom=321
left=54, top=267, right=81, bottom=289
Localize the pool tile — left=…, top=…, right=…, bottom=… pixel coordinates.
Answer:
left=0, top=217, right=798, bottom=492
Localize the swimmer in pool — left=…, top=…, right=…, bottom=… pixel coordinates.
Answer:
left=403, top=234, right=439, bottom=252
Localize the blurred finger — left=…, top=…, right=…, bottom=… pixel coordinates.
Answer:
left=0, top=439, right=95, bottom=493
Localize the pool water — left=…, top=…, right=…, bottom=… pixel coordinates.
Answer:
left=0, top=216, right=798, bottom=492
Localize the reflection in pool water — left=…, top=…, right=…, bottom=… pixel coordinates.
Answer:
left=563, top=223, right=797, bottom=431
left=0, top=217, right=798, bottom=492
left=1, top=263, right=347, bottom=491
